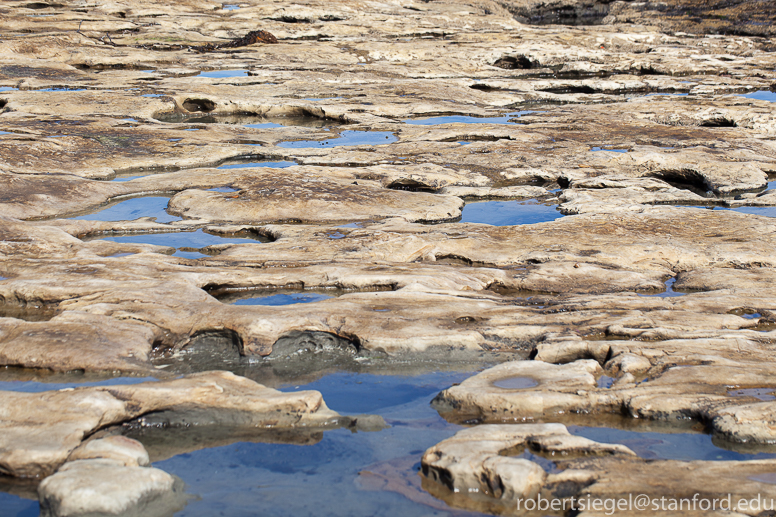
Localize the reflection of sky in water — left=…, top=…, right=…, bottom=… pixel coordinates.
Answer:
left=0, top=377, right=158, bottom=393
left=277, top=131, right=398, bottom=148
left=3, top=369, right=773, bottom=515
left=101, top=229, right=263, bottom=257
left=230, top=292, right=334, bottom=306
left=460, top=200, right=563, bottom=226
left=404, top=111, right=535, bottom=125
left=726, top=206, right=776, bottom=217
left=570, top=425, right=776, bottom=462
left=68, top=196, right=179, bottom=223
left=637, top=278, right=686, bottom=298
left=591, top=147, right=628, bottom=153
left=645, top=92, right=689, bottom=97
left=740, top=90, right=776, bottom=102
left=36, top=88, right=87, bottom=92
left=197, top=69, right=248, bottom=78
left=244, top=122, right=283, bottom=128
left=136, top=371, right=477, bottom=517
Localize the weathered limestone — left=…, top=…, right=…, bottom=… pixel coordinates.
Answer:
left=211, top=208, right=776, bottom=271
left=2, top=0, right=776, bottom=514
left=67, top=436, right=150, bottom=467
left=38, top=436, right=186, bottom=517
left=38, top=459, right=183, bottom=517
left=4, top=206, right=776, bottom=373
left=0, top=371, right=361, bottom=478
left=434, top=332, right=776, bottom=443
left=422, top=424, right=776, bottom=516
left=166, top=172, right=464, bottom=224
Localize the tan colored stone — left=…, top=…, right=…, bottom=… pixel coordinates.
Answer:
left=0, top=371, right=356, bottom=477
left=38, top=459, right=183, bottom=517
left=422, top=423, right=776, bottom=517
left=67, top=436, right=150, bottom=468
left=2, top=0, right=776, bottom=510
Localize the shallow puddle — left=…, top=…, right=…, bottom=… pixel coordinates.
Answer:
left=403, top=111, right=534, bottom=125
left=110, top=166, right=182, bottom=182
left=459, top=199, right=563, bottom=226
left=0, top=375, right=158, bottom=393
left=213, top=289, right=338, bottom=306
left=568, top=426, right=776, bottom=462
left=35, top=87, right=87, bottom=92
left=597, top=375, right=615, bottom=388
left=0, top=302, right=59, bottom=321
left=493, top=376, right=538, bottom=389
left=277, top=130, right=398, bottom=148
left=590, top=146, right=628, bottom=153
left=727, top=388, right=776, bottom=401
left=740, top=91, right=776, bottom=102
left=637, top=278, right=687, bottom=298
left=97, top=229, right=270, bottom=259
left=727, top=206, right=776, bottom=217
left=68, top=196, right=180, bottom=223
left=197, top=69, right=248, bottom=78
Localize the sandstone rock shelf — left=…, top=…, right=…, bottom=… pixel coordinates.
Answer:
left=2, top=0, right=776, bottom=515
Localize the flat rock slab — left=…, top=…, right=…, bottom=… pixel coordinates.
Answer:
left=38, top=458, right=185, bottom=517
left=0, top=371, right=354, bottom=478
left=215, top=208, right=776, bottom=272
left=167, top=172, right=464, bottom=224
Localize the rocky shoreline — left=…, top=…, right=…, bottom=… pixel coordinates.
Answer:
left=2, top=0, right=776, bottom=515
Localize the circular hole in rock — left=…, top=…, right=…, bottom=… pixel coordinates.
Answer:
left=493, top=376, right=538, bottom=389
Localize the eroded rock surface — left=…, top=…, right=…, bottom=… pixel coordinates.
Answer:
left=2, top=0, right=776, bottom=514
left=39, top=459, right=184, bottom=517
left=422, top=424, right=776, bottom=516
left=38, top=436, right=187, bottom=517
left=0, top=371, right=362, bottom=478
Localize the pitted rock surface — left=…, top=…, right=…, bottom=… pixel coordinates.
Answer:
left=2, top=0, right=776, bottom=515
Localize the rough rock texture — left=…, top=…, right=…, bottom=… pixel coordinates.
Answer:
left=2, top=0, right=776, bottom=514
left=0, top=371, right=362, bottom=478
left=39, top=460, right=183, bottom=517
left=499, top=0, right=776, bottom=37
left=422, top=424, right=776, bottom=516
left=38, top=437, right=186, bottom=517
left=67, top=436, right=150, bottom=467
left=433, top=332, right=776, bottom=444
